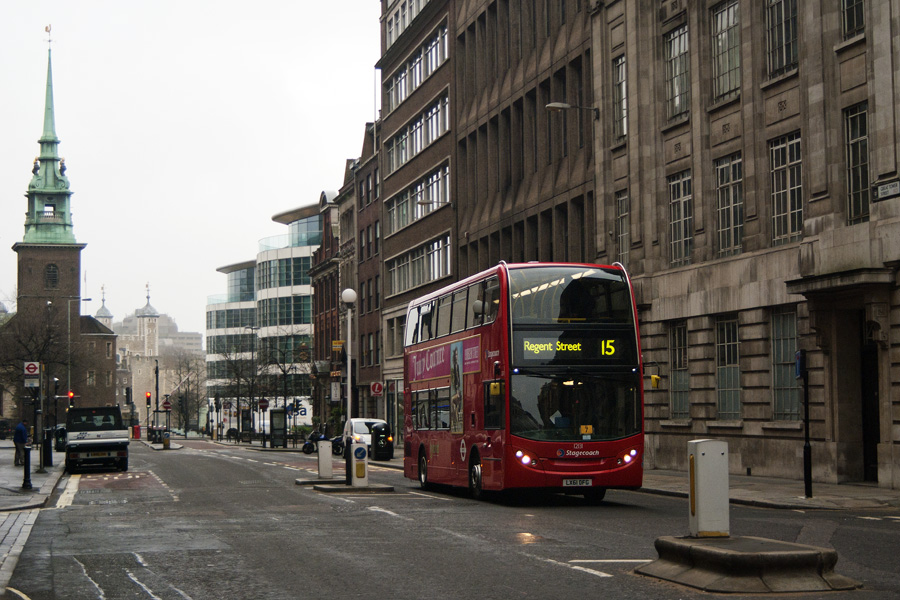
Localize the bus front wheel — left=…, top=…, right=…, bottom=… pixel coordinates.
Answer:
left=418, top=451, right=429, bottom=490
left=468, top=454, right=483, bottom=500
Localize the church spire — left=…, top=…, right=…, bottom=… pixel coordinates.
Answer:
left=22, top=27, right=77, bottom=245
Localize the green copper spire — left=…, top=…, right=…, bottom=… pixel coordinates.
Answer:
left=23, top=47, right=76, bottom=244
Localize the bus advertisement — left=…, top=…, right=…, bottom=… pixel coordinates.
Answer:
left=402, top=262, right=644, bottom=501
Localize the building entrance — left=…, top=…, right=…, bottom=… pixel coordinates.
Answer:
left=860, top=330, right=880, bottom=483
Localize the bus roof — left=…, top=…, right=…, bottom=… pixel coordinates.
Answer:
left=405, top=261, right=627, bottom=311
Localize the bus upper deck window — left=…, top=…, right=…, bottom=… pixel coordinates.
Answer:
left=483, top=277, right=500, bottom=324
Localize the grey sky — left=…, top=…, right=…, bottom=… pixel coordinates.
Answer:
left=0, top=1, right=381, bottom=338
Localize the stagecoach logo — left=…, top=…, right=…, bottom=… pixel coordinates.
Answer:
left=557, top=448, right=601, bottom=458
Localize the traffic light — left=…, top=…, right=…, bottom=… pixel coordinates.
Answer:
left=68, top=390, right=75, bottom=408
left=146, top=392, right=152, bottom=410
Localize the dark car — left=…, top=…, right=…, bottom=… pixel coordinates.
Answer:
left=0, top=420, right=11, bottom=441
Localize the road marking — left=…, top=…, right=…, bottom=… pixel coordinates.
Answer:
left=368, top=506, right=408, bottom=519
left=521, top=553, right=612, bottom=578
left=407, top=491, right=452, bottom=501
left=5, top=588, right=30, bottom=599
left=570, top=559, right=653, bottom=564
left=73, top=556, right=106, bottom=599
left=56, top=474, right=81, bottom=509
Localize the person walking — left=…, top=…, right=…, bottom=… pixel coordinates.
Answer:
left=14, top=419, right=28, bottom=466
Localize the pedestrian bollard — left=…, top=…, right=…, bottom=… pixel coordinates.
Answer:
left=349, top=443, right=369, bottom=488
left=21, top=444, right=32, bottom=490
left=317, top=440, right=333, bottom=479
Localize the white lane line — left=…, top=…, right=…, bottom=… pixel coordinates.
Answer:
left=73, top=556, right=106, bottom=599
left=55, top=474, right=81, bottom=509
left=570, top=559, right=653, bottom=564
left=521, top=554, right=612, bottom=578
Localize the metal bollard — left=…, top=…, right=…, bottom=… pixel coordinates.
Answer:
left=22, top=444, right=32, bottom=490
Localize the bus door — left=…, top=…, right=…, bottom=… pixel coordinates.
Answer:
left=476, top=379, right=505, bottom=489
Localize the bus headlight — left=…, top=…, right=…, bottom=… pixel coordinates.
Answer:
left=515, top=449, right=537, bottom=467
left=617, top=447, right=641, bottom=465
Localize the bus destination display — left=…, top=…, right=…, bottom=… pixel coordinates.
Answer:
left=513, top=331, right=636, bottom=365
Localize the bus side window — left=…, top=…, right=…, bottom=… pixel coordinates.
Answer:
left=420, top=301, right=434, bottom=342
left=436, top=295, right=452, bottom=337
left=405, top=307, right=420, bottom=346
left=483, top=380, right=505, bottom=429
left=468, top=282, right=485, bottom=328
left=450, top=288, right=467, bottom=333
left=483, top=277, right=500, bottom=324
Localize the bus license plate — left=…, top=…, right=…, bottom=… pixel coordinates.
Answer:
left=563, top=478, right=592, bottom=487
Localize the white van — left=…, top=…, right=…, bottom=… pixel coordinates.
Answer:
left=342, top=418, right=388, bottom=453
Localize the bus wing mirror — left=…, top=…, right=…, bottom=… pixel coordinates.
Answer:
left=472, top=300, right=484, bottom=315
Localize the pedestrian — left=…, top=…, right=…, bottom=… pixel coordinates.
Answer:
left=14, top=419, right=28, bottom=466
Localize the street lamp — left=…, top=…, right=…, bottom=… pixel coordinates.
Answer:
left=545, top=101, right=599, bottom=120
left=245, top=326, right=260, bottom=440
left=341, top=288, right=357, bottom=426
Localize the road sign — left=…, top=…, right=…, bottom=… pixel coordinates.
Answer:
left=24, top=361, right=40, bottom=388
left=162, top=399, right=172, bottom=411
left=258, top=398, right=269, bottom=410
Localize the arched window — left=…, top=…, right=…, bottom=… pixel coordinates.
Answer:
left=44, top=264, right=59, bottom=289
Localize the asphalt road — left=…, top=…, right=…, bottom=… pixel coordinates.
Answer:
left=4, top=441, right=899, bottom=599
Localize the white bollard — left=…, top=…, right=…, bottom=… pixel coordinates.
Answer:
left=317, top=440, right=333, bottom=479
left=688, top=439, right=729, bottom=538
left=349, top=442, right=369, bottom=487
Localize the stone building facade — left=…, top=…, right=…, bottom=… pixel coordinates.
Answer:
left=590, top=1, right=900, bottom=487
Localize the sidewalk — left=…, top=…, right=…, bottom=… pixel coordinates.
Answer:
left=0, top=441, right=65, bottom=512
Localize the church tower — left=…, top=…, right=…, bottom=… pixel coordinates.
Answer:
left=5, top=37, right=117, bottom=410
left=12, top=46, right=85, bottom=316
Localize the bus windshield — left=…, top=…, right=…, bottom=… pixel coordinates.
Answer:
left=508, top=265, right=633, bottom=325
left=510, top=370, right=641, bottom=442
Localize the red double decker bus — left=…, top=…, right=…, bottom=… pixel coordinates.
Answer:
left=402, top=261, right=644, bottom=501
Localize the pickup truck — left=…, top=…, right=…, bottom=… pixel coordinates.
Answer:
left=65, top=406, right=129, bottom=473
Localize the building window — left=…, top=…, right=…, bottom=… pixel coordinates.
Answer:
left=668, top=171, right=693, bottom=266
left=615, top=190, right=630, bottom=267
left=845, top=102, right=870, bottom=225
left=386, top=235, right=452, bottom=295
left=842, top=0, right=865, bottom=40
left=669, top=320, right=689, bottom=420
left=612, top=55, right=627, bottom=141
left=772, top=307, right=800, bottom=421
left=770, top=131, right=802, bottom=244
left=664, top=24, right=690, bottom=121
left=44, top=264, right=59, bottom=289
left=716, top=317, right=740, bottom=420
left=711, top=0, right=741, bottom=101
left=715, top=153, right=743, bottom=256
left=766, top=0, right=797, bottom=78
left=87, top=370, right=97, bottom=387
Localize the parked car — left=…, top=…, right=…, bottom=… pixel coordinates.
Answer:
left=0, top=420, right=11, bottom=440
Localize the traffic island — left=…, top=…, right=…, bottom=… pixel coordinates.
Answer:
left=304, top=481, right=394, bottom=494
left=635, top=535, right=861, bottom=594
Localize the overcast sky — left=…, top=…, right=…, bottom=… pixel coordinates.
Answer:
left=0, top=1, right=381, bottom=339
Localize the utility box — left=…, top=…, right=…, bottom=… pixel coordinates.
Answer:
left=317, top=440, right=333, bottom=479
left=349, top=442, right=369, bottom=487
left=688, top=439, right=729, bottom=538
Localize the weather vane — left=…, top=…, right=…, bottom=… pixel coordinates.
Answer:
left=45, top=25, right=52, bottom=47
